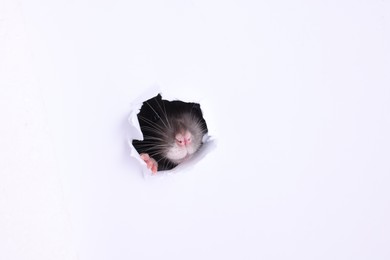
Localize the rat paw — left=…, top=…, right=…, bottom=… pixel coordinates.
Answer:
left=140, top=153, right=158, bottom=174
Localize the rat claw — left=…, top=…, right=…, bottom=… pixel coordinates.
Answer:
left=140, top=153, right=158, bottom=174
left=140, top=153, right=149, bottom=161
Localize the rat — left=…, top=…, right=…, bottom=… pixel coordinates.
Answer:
left=132, top=94, right=208, bottom=174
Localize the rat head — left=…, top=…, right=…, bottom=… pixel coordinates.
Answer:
left=135, top=94, right=208, bottom=167
left=164, top=102, right=208, bottom=164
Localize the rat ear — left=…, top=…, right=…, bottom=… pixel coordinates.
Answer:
left=156, top=94, right=163, bottom=100
left=192, top=103, right=201, bottom=110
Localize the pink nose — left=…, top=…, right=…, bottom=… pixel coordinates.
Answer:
left=176, top=132, right=192, bottom=147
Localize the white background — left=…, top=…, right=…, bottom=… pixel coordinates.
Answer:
left=1, top=0, right=389, bottom=259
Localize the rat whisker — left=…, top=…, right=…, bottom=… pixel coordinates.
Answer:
left=145, top=101, right=170, bottom=130
left=156, top=98, right=172, bottom=130
left=141, top=130, right=170, bottom=139
left=138, top=115, right=165, bottom=132
left=142, top=137, right=166, bottom=143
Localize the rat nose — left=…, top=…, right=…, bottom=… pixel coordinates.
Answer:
left=176, top=132, right=192, bottom=147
